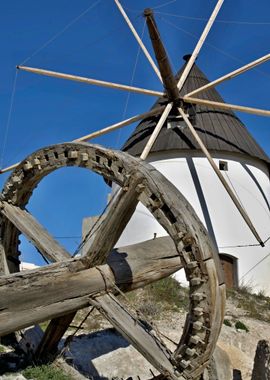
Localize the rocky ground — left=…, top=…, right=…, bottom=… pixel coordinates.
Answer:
left=0, top=281, right=269, bottom=380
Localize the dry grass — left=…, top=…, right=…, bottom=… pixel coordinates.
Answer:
left=121, top=277, right=189, bottom=319
left=227, top=285, right=270, bottom=323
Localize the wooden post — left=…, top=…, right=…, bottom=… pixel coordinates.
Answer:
left=185, top=53, right=270, bottom=98
left=17, top=66, right=163, bottom=97
left=114, top=0, right=163, bottom=83
left=144, top=8, right=179, bottom=101
left=178, top=107, right=264, bottom=246
left=183, top=97, right=270, bottom=117
left=251, top=340, right=270, bottom=380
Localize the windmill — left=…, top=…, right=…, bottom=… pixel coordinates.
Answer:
left=0, top=0, right=269, bottom=378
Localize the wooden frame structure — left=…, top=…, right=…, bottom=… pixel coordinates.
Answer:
left=0, top=142, right=225, bottom=379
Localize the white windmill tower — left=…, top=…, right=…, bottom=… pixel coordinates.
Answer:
left=117, top=53, right=270, bottom=293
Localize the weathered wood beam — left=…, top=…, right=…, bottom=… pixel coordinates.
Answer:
left=83, top=186, right=141, bottom=266
left=35, top=313, right=77, bottom=358
left=178, top=107, right=264, bottom=246
left=92, top=293, right=178, bottom=380
left=0, top=237, right=181, bottom=337
left=183, top=96, right=270, bottom=118
left=185, top=53, right=270, bottom=97
left=17, top=65, right=163, bottom=97
left=114, top=0, right=162, bottom=83
left=0, top=201, right=70, bottom=262
left=144, top=8, right=179, bottom=102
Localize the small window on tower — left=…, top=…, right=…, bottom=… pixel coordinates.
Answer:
left=219, top=160, right=228, bottom=171
left=167, top=115, right=186, bottom=130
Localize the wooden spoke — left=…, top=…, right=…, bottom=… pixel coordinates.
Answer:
left=84, top=188, right=140, bottom=265
left=0, top=201, right=70, bottom=262
left=183, top=96, right=270, bottom=118
left=17, top=66, right=163, bottom=97
left=185, top=53, right=270, bottom=98
left=91, top=293, right=178, bottom=380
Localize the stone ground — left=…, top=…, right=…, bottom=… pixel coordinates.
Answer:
left=0, top=290, right=269, bottom=380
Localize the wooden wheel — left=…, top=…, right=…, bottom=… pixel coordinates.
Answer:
left=0, top=142, right=225, bottom=379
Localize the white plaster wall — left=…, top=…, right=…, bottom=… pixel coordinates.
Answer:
left=114, top=153, right=270, bottom=295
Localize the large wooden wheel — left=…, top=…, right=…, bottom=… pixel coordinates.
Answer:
left=0, top=142, right=225, bottom=379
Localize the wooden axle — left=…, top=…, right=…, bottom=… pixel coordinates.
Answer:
left=17, top=65, right=163, bottom=97
left=0, top=237, right=181, bottom=337
left=185, top=53, right=270, bottom=98
left=144, top=8, right=179, bottom=102
left=184, top=96, right=270, bottom=118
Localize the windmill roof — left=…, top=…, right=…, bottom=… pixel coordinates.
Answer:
left=122, top=59, right=270, bottom=165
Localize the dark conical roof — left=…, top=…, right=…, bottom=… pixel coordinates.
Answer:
left=122, top=60, right=270, bottom=164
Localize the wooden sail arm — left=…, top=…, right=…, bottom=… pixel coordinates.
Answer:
left=0, top=106, right=165, bottom=175
left=183, top=97, right=270, bottom=117
left=185, top=53, right=270, bottom=98
left=75, top=105, right=166, bottom=142
left=177, top=107, right=264, bottom=246
left=114, top=0, right=162, bottom=83
left=17, top=65, right=163, bottom=97
left=176, top=0, right=224, bottom=91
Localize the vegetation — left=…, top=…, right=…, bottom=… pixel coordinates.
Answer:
left=223, top=319, right=232, bottom=327
left=227, top=285, right=270, bottom=322
left=124, top=277, right=189, bottom=319
left=22, top=364, right=72, bottom=380
left=235, top=320, right=249, bottom=332
left=39, top=321, right=49, bottom=332
left=0, top=345, right=5, bottom=353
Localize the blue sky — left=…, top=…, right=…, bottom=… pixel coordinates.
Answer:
left=1, top=0, right=270, bottom=265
